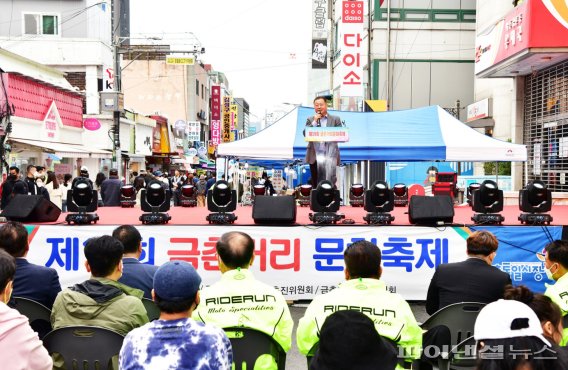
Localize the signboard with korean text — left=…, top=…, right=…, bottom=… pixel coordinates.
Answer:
left=43, top=101, right=62, bottom=141
left=312, top=0, right=328, bottom=39
left=230, top=104, right=238, bottom=131
left=272, top=169, right=284, bottom=191
left=187, top=121, right=201, bottom=142
left=166, top=56, right=195, bottom=65
left=475, top=0, right=568, bottom=77
left=210, top=85, right=222, bottom=146
left=222, top=96, right=231, bottom=143
left=340, top=1, right=366, bottom=98
left=305, top=127, right=349, bottom=142
left=312, top=39, right=328, bottom=69
left=103, top=66, right=114, bottom=91
left=25, top=225, right=560, bottom=299
left=466, top=98, right=493, bottom=122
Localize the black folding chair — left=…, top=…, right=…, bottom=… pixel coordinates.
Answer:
left=10, top=296, right=52, bottom=339
left=224, top=327, right=286, bottom=370
left=142, top=297, right=160, bottom=321
left=42, top=326, right=124, bottom=370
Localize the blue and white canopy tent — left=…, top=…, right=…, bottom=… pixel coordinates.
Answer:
left=217, top=105, right=527, bottom=162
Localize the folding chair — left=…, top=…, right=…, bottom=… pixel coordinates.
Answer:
left=10, top=296, right=52, bottom=339
left=420, top=302, right=485, bottom=370
left=224, top=327, right=286, bottom=370
left=141, top=298, right=160, bottom=321
left=42, top=326, right=124, bottom=370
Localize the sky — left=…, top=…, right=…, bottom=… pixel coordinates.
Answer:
left=130, top=0, right=313, bottom=122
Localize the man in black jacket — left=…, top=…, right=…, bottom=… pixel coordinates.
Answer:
left=426, top=230, right=511, bottom=314
left=23, top=165, right=39, bottom=196
left=1, top=166, right=27, bottom=209
left=101, top=168, right=122, bottom=206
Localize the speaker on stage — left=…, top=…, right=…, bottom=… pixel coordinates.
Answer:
left=408, top=195, right=454, bottom=225
left=0, top=195, right=61, bottom=223
left=252, top=195, right=297, bottom=224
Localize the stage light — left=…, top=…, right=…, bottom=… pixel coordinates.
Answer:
left=471, top=180, right=504, bottom=225
left=363, top=181, right=395, bottom=225
left=309, top=180, right=343, bottom=224
left=296, top=184, right=312, bottom=207
left=65, top=178, right=99, bottom=225
left=518, top=180, right=553, bottom=225
left=206, top=180, right=237, bottom=224
left=140, top=180, right=171, bottom=224
left=179, top=184, right=197, bottom=207
left=466, top=183, right=480, bottom=205
left=393, top=183, right=408, bottom=207
left=120, top=185, right=136, bottom=208
left=349, top=183, right=365, bottom=207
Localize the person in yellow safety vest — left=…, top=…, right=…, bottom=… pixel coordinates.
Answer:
left=543, top=239, right=568, bottom=345
left=296, top=240, right=422, bottom=369
left=193, top=231, right=293, bottom=370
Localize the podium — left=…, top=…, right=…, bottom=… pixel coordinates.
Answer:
left=305, top=127, right=349, bottom=186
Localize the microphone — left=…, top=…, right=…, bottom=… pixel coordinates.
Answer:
left=316, top=110, right=321, bottom=127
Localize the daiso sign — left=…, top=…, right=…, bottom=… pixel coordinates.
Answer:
left=342, top=1, right=364, bottom=23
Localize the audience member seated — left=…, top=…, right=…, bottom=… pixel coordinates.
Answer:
left=51, top=235, right=148, bottom=334
left=426, top=230, right=512, bottom=315
left=114, top=225, right=159, bottom=299
left=0, top=221, right=61, bottom=309
left=543, top=239, right=568, bottom=344
left=119, top=261, right=232, bottom=369
left=420, top=230, right=512, bottom=369
left=296, top=240, right=422, bottom=368
left=193, top=231, right=293, bottom=369
left=504, top=284, right=568, bottom=369
left=474, top=299, right=562, bottom=370
left=309, top=310, right=398, bottom=370
left=0, top=249, right=52, bottom=370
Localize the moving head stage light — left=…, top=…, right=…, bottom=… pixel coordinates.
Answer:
left=349, top=183, right=365, bottom=207
left=66, top=179, right=99, bottom=225
left=206, top=180, right=237, bottom=224
left=120, top=185, right=136, bottom=208
left=363, top=181, right=395, bottom=225
left=471, top=180, right=504, bottom=225
left=518, top=180, right=553, bottom=225
left=140, top=180, right=171, bottom=224
left=309, top=180, right=343, bottom=224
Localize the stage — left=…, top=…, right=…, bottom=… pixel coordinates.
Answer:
left=18, top=202, right=567, bottom=301
left=46, top=203, right=568, bottom=226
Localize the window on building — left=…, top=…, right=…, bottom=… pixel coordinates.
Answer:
left=201, top=83, right=204, bottom=100
left=196, top=79, right=199, bottom=96
left=24, top=13, right=59, bottom=35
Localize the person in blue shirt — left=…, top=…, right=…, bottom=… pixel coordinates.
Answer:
left=119, top=261, right=232, bottom=370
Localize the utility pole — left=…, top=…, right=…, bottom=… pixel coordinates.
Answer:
left=111, top=0, right=122, bottom=178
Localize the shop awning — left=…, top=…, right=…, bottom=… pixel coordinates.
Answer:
left=9, top=138, right=112, bottom=159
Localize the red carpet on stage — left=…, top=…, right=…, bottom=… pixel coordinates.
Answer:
left=46, top=204, right=568, bottom=226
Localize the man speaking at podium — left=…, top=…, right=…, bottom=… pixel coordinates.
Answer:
left=304, top=96, right=342, bottom=187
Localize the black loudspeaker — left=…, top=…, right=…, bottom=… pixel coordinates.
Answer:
left=0, top=195, right=61, bottom=223
left=252, top=195, right=297, bottom=224
left=408, top=195, right=454, bottom=225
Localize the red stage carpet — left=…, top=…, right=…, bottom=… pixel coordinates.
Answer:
left=48, top=204, right=568, bottom=226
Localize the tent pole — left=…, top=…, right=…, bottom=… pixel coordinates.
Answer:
left=524, top=160, right=528, bottom=185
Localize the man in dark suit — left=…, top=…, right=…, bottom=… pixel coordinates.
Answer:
left=304, top=96, right=342, bottom=187
left=114, top=225, right=159, bottom=299
left=420, top=230, right=511, bottom=370
left=0, top=221, right=61, bottom=308
left=426, top=230, right=512, bottom=314
left=101, top=168, right=123, bottom=206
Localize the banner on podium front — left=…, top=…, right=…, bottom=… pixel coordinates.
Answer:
left=305, top=127, right=349, bottom=142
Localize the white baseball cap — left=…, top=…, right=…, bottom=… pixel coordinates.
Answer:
left=80, top=166, right=88, bottom=172
left=474, top=299, right=551, bottom=346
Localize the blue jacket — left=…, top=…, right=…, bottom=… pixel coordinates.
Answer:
left=118, top=258, right=159, bottom=299
left=100, top=177, right=122, bottom=206
left=12, top=258, right=62, bottom=309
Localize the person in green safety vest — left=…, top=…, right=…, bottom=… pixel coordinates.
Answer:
left=296, top=240, right=422, bottom=369
left=543, top=239, right=568, bottom=345
left=193, top=231, right=293, bottom=370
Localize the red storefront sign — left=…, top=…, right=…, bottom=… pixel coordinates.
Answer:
left=476, top=1, right=568, bottom=77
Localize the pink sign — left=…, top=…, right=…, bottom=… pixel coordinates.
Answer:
left=83, top=118, right=101, bottom=131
